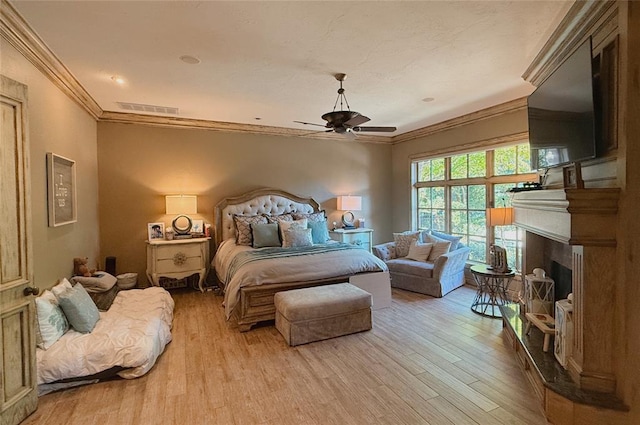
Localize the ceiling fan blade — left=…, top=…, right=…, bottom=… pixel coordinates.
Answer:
left=294, top=120, right=327, bottom=128
left=352, top=126, right=397, bottom=133
left=344, top=114, right=370, bottom=127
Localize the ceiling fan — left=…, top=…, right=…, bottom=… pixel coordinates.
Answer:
left=295, top=73, right=397, bottom=135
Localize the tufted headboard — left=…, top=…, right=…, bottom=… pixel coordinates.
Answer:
left=214, top=188, right=321, bottom=246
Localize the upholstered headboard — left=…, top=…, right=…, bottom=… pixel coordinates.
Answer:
left=214, top=188, right=321, bottom=246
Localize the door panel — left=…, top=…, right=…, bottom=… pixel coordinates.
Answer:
left=1, top=75, right=36, bottom=425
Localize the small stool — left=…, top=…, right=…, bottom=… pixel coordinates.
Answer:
left=525, top=312, right=555, bottom=352
left=274, top=283, right=372, bottom=346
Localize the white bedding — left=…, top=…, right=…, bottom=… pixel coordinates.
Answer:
left=36, top=287, right=174, bottom=390
left=214, top=239, right=388, bottom=319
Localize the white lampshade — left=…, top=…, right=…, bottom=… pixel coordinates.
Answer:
left=337, top=195, right=362, bottom=211
left=487, top=207, right=514, bottom=226
left=165, top=195, right=197, bottom=215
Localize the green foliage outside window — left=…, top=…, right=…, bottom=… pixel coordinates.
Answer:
left=414, top=143, right=534, bottom=265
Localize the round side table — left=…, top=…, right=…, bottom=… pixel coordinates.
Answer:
left=470, top=264, right=515, bottom=318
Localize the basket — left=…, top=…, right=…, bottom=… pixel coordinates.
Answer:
left=116, top=273, right=138, bottom=289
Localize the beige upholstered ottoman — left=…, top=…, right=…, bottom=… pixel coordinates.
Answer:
left=274, top=283, right=372, bottom=346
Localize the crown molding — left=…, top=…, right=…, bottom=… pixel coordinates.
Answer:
left=522, top=0, right=616, bottom=86
left=98, top=111, right=392, bottom=144
left=1, top=0, right=525, bottom=145
left=391, top=97, right=527, bottom=145
left=1, top=0, right=102, bottom=119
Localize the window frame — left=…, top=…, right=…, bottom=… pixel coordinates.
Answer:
left=412, top=142, right=537, bottom=266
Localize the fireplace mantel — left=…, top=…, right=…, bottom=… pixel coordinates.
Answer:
left=513, top=187, right=621, bottom=396
left=512, top=188, right=620, bottom=246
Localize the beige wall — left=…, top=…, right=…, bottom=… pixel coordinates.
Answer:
left=97, top=122, right=392, bottom=282
left=389, top=108, right=529, bottom=237
left=0, top=39, right=100, bottom=289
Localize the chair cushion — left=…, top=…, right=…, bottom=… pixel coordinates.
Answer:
left=386, top=258, right=435, bottom=278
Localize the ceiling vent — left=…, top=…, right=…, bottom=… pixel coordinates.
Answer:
left=117, top=102, right=179, bottom=115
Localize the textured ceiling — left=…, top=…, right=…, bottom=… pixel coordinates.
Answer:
left=11, top=0, right=572, bottom=136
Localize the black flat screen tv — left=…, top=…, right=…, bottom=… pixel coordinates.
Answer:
left=528, top=37, right=597, bottom=170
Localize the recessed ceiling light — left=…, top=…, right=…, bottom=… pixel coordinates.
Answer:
left=111, top=75, right=125, bottom=85
left=180, top=55, right=201, bottom=65
left=422, top=97, right=435, bottom=103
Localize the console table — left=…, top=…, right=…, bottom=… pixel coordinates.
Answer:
left=470, top=264, right=515, bottom=318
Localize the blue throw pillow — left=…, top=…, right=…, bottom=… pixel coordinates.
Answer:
left=430, top=230, right=462, bottom=251
left=57, top=283, right=100, bottom=333
left=308, top=220, right=330, bottom=244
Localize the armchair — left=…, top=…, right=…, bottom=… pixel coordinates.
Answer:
left=373, top=239, right=470, bottom=298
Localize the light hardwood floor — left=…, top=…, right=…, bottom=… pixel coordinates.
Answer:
left=23, top=285, right=547, bottom=425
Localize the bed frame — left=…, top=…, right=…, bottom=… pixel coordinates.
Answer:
left=214, top=188, right=352, bottom=331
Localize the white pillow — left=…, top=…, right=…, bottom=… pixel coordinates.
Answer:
left=279, top=218, right=308, bottom=240
left=282, top=227, right=313, bottom=248
left=393, top=231, right=420, bottom=257
left=51, top=278, right=73, bottom=299
left=427, top=240, right=452, bottom=261
left=35, top=290, right=69, bottom=349
left=405, top=241, right=433, bottom=262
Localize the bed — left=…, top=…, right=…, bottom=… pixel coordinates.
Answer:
left=37, top=286, right=174, bottom=395
left=213, top=188, right=388, bottom=331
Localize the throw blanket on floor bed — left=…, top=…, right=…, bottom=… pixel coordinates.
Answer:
left=37, top=287, right=174, bottom=395
left=215, top=240, right=388, bottom=319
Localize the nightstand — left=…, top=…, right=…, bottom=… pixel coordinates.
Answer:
left=146, top=238, right=210, bottom=292
left=329, top=228, right=373, bottom=253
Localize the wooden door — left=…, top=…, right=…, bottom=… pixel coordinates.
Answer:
left=0, top=75, right=36, bottom=425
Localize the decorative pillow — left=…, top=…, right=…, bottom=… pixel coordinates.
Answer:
left=57, top=283, right=101, bottom=333
left=234, top=215, right=268, bottom=246
left=393, top=231, right=420, bottom=257
left=251, top=223, right=281, bottom=248
left=35, top=290, right=69, bottom=350
left=50, top=278, right=73, bottom=299
left=70, top=272, right=117, bottom=293
left=282, top=227, right=313, bottom=248
left=88, top=284, right=120, bottom=311
left=279, top=218, right=308, bottom=239
left=265, top=213, right=293, bottom=224
left=292, top=210, right=326, bottom=222
left=308, top=220, right=330, bottom=244
left=405, top=241, right=434, bottom=262
left=429, top=230, right=463, bottom=251
left=427, top=240, right=452, bottom=261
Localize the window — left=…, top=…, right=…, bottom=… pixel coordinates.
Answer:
left=413, top=143, right=535, bottom=268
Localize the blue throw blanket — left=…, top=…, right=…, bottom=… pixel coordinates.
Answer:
left=225, top=243, right=358, bottom=283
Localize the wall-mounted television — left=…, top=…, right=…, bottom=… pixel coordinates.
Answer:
left=528, top=37, right=597, bottom=170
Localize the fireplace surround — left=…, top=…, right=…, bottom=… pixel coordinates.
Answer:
left=513, top=187, right=619, bottom=393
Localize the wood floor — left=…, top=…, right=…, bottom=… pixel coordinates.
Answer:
left=23, top=285, right=548, bottom=425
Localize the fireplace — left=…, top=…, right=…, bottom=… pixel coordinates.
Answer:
left=513, top=188, right=619, bottom=394
left=550, top=260, right=572, bottom=302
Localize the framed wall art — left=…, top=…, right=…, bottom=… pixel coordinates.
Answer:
left=47, top=152, right=77, bottom=227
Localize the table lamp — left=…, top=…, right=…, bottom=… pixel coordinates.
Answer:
left=166, top=195, right=197, bottom=238
left=337, top=195, right=362, bottom=229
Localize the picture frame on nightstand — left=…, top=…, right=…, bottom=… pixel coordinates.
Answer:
left=148, top=222, right=165, bottom=240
